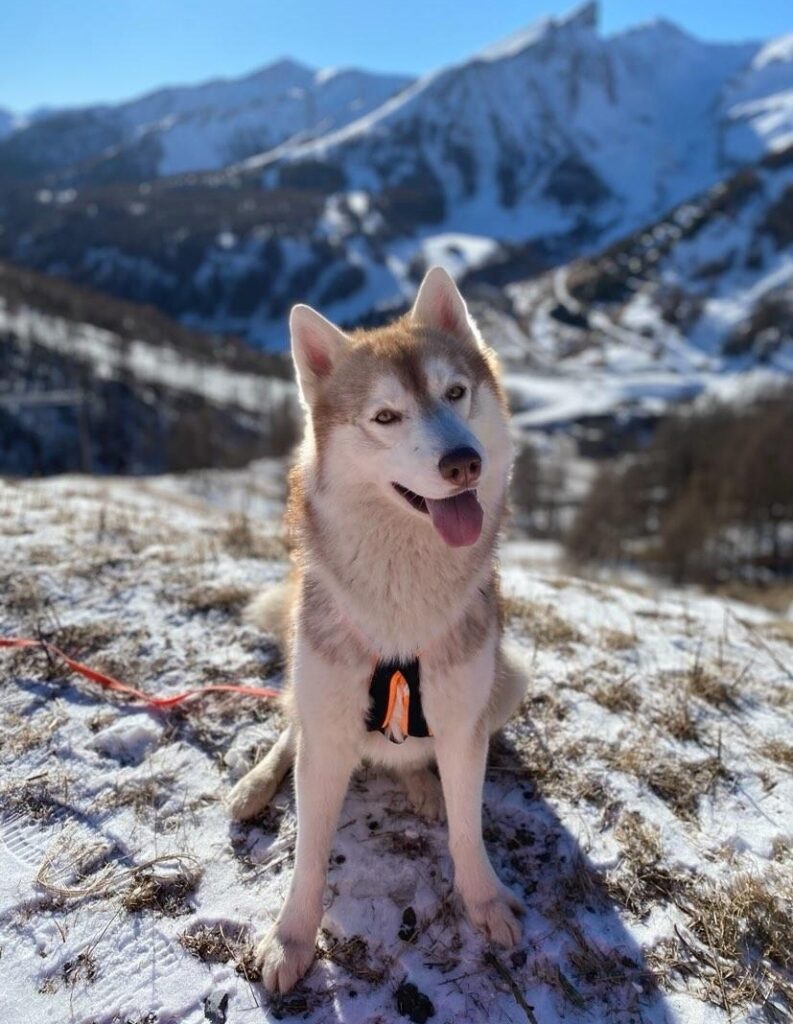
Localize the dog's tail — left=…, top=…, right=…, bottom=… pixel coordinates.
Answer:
left=243, top=575, right=296, bottom=650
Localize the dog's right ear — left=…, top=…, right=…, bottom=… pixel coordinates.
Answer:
left=290, top=304, right=350, bottom=407
left=411, top=266, right=483, bottom=348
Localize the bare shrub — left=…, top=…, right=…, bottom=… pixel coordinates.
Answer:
left=511, top=441, right=568, bottom=538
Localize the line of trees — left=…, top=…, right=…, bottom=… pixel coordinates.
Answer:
left=565, top=387, right=793, bottom=584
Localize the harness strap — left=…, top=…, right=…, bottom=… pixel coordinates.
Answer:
left=366, top=657, right=431, bottom=743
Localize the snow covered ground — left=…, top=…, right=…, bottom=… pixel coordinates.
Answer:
left=1, top=465, right=791, bottom=1024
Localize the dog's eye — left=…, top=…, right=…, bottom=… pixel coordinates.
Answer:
left=373, top=409, right=401, bottom=425
left=446, top=384, right=467, bottom=402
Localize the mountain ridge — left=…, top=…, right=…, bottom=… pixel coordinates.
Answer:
left=0, top=59, right=412, bottom=184
left=0, top=3, right=791, bottom=353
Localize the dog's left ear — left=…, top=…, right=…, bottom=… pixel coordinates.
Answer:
left=411, top=266, right=483, bottom=347
left=290, top=304, right=350, bottom=407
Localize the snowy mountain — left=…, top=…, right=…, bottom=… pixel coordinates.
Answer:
left=0, top=262, right=297, bottom=474
left=0, top=60, right=411, bottom=184
left=476, top=144, right=793, bottom=451
left=0, top=3, right=791, bottom=352
left=248, top=4, right=777, bottom=244
left=722, top=32, right=793, bottom=163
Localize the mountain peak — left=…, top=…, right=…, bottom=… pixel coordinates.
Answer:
left=476, top=1, right=598, bottom=63
left=560, top=1, right=598, bottom=32
left=614, top=16, right=700, bottom=46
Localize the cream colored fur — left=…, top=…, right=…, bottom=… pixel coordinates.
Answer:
left=227, top=267, right=529, bottom=994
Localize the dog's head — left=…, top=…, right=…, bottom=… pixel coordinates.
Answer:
left=290, top=267, right=512, bottom=548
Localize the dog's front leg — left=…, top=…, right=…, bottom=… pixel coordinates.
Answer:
left=435, top=722, right=523, bottom=946
left=257, top=728, right=357, bottom=993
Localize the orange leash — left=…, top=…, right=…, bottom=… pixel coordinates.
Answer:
left=0, top=636, right=279, bottom=707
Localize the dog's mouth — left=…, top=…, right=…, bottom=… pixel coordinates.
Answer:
left=392, top=483, right=483, bottom=547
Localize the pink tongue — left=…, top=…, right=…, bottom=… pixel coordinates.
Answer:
left=426, top=491, right=484, bottom=547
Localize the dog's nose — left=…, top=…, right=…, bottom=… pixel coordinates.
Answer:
left=438, top=446, right=482, bottom=488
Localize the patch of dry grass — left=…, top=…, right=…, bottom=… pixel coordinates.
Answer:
left=606, top=744, right=729, bottom=820
left=221, top=513, right=285, bottom=560
left=673, top=869, right=793, bottom=1017
left=712, top=581, right=793, bottom=614
left=524, top=691, right=569, bottom=722
left=82, top=651, right=148, bottom=692
left=760, top=740, right=793, bottom=771
left=319, top=933, right=391, bottom=984
left=651, top=659, right=742, bottom=746
left=590, top=676, right=641, bottom=714
left=0, top=774, right=71, bottom=823
left=600, top=628, right=636, bottom=652
left=184, top=582, right=254, bottom=615
left=660, top=657, right=740, bottom=710
left=122, top=863, right=201, bottom=916
left=96, top=776, right=174, bottom=818
left=179, top=922, right=257, bottom=977
left=761, top=619, right=793, bottom=645
left=652, top=692, right=702, bottom=744
left=686, top=662, right=739, bottom=708
left=491, top=731, right=611, bottom=809
left=646, top=866, right=793, bottom=1019
left=1, top=573, right=45, bottom=616
left=0, top=710, right=66, bottom=757
left=566, top=923, right=650, bottom=991
left=606, top=811, right=691, bottom=917
left=39, top=951, right=98, bottom=994
left=502, top=596, right=582, bottom=650
left=53, top=620, right=123, bottom=656
left=691, top=870, right=793, bottom=971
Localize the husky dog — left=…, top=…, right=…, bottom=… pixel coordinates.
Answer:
left=228, top=267, right=528, bottom=993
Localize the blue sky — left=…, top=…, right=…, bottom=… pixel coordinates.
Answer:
left=1, top=0, right=791, bottom=112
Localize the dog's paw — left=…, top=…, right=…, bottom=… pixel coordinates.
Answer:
left=226, top=769, right=279, bottom=822
left=256, top=927, right=315, bottom=994
left=402, top=769, right=445, bottom=822
left=466, top=890, right=523, bottom=947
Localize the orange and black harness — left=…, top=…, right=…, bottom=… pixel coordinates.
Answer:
left=365, top=657, right=432, bottom=744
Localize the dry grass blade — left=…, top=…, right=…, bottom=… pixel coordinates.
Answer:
left=319, top=933, right=390, bottom=984
left=483, top=951, right=540, bottom=1024
left=760, top=740, right=793, bottom=771
left=36, top=830, right=202, bottom=908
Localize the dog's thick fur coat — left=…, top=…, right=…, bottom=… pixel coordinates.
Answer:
left=227, top=267, right=528, bottom=992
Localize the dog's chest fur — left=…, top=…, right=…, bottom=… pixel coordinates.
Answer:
left=296, top=479, right=503, bottom=666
